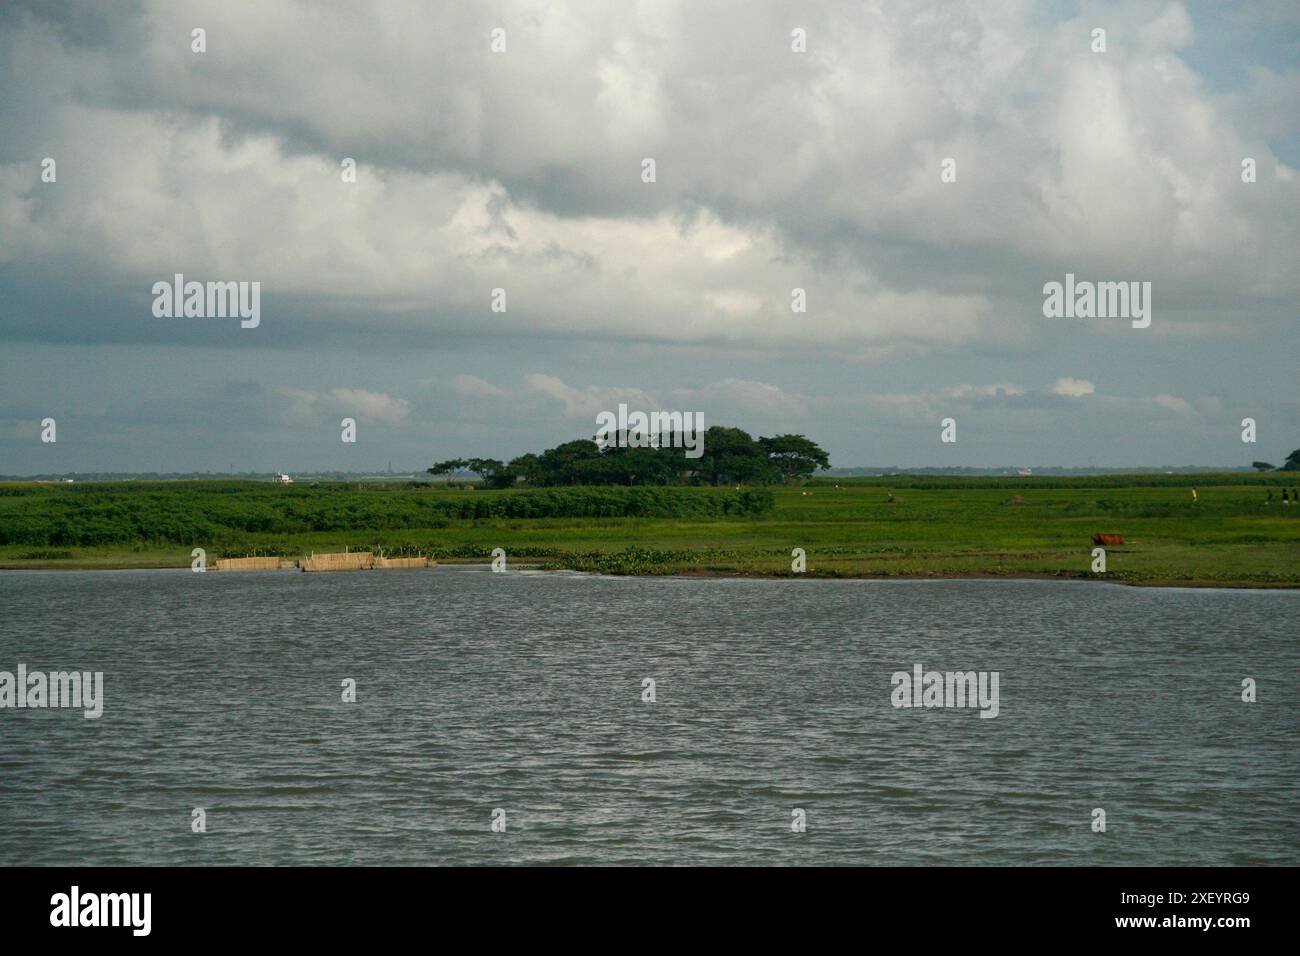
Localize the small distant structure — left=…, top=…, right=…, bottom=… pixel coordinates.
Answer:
left=274, top=472, right=293, bottom=484
left=299, top=550, right=436, bottom=572
left=373, top=555, right=434, bottom=569
left=1017, top=468, right=1032, bottom=477
left=213, top=556, right=295, bottom=571
left=301, top=550, right=374, bottom=572
left=211, top=549, right=434, bottom=572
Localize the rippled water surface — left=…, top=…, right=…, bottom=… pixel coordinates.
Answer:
left=1, top=567, right=1296, bottom=865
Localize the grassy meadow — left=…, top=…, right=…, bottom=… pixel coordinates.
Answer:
left=0, top=475, right=1297, bottom=586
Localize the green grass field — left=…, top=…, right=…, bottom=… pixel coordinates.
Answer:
left=1, top=475, right=1297, bottom=586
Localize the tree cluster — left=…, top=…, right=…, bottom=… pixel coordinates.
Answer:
left=429, top=428, right=830, bottom=488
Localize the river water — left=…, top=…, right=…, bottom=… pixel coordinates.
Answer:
left=1, top=567, right=1295, bottom=865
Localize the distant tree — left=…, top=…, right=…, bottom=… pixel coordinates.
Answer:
left=466, top=458, right=513, bottom=489
left=760, top=434, right=830, bottom=483
left=697, top=427, right=775, bottom=486
left=507, top=453, right=541, bottom=485
left=430, top=425, right=829, bottom=488
left=536, top=440, right=605, bottom=485
left=601, top=443, right=679, bottom=485
left=427, top=458, right=469, bottom=481
left=1251, top=461, right=1276, bottom=472
left=427, top=457, right=514, bottom=486
left=1280, top=449, right=1300, bottom=471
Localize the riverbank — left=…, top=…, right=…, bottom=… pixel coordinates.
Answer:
left=2, top=558, right=1293, bottom=589
left=2, top=476, right=1297, bottom=586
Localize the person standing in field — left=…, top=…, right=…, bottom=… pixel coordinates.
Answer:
left=1191, top=487, right=1197, bottom=503
left=1283, top=489, right=1290, bottom=506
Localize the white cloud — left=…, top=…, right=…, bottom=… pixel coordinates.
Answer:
left=3, top=0, right=1293, bottom=360
left=449, top=374, right=506, bottom=399
left=675, top=378, right=804, bottom=416
left=271, top=386, right=409, bottom=426
left=1051, top=377, right=1096, bottom=397
left=1152, top=393, right=1193, bottom=414
left=277, top=387, right=323, bottom=427
left=328, top=388, right=410, bottom=425
left=0, top=1, right=1295, bottom=472
left=940, top=383, right=1025, bottom=400
left=525, top=374, right=658, bottom=419
left=1194, top=396, right=1223, bottom=416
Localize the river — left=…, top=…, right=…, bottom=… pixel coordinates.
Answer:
left=1, top=567, right=1295, bottom=865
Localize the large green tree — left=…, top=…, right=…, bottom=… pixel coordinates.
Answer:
left=600, top=444, right=679, bottom=485
left=466, top=458, right=512, bottom=489
left=1279, top=449, right=1300, bottom=471
left=506, top=453, right=541, bottom=485
left=696, top=426, right=775, bottom=485
left=535, top=440, right=605, bottom=485
left=760, top=434, right=830, bottom=482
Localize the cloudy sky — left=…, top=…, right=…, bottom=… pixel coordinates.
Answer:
left=1, top=0, right=1297, bottom=474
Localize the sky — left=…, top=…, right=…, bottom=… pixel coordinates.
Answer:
left=1, top=0, right=1297, bottom=474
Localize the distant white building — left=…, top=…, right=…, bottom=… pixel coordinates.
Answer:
left=1017, top=468, right=1032, bottom=477
left=275, top=473, right=293, bottom=484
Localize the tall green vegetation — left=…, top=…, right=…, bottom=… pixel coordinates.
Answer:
left=5, top=476, right=1294, bottom=587
left=2, top=476, right=1296, bottom=586
left=431, top=427, right=830, bottom=488
left=0, top=482, right=774, bottom=547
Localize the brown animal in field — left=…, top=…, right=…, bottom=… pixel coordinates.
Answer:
left=1092, top=533, right=1125, bottom=546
